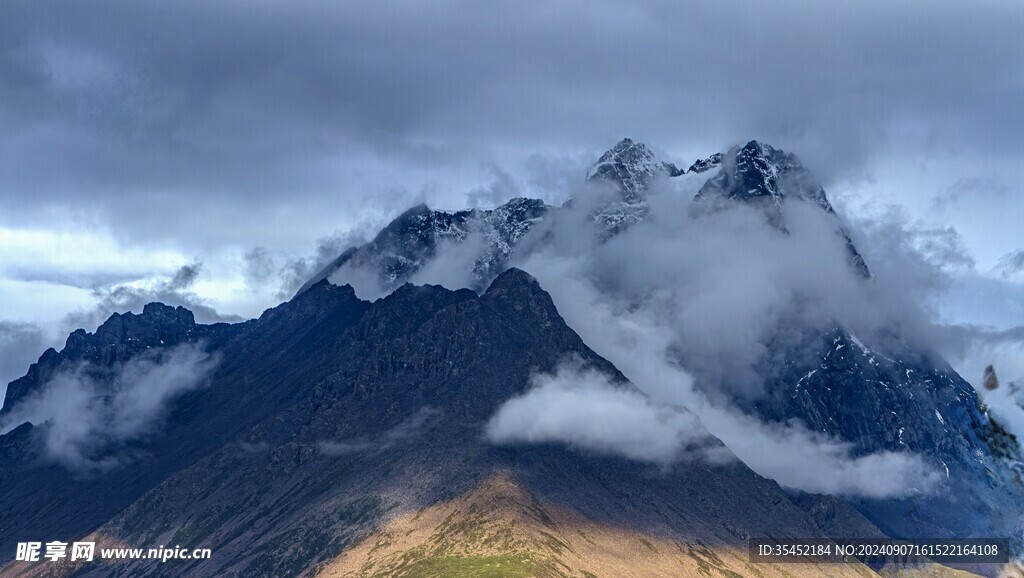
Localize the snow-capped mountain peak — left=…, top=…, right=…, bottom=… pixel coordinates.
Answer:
left=694, top=140, right=870, bottom=276
left=585, top=138, right=681, bottom=203
left=696, top=140, right=831, bottom=211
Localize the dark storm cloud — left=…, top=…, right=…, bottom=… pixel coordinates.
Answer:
left=243, top=226, right=374, bottom=299
left=242, top=247, right=277, bottom=288
left=1, top=0, right=1022, bottom=249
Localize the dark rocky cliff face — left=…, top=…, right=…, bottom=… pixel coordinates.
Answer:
left=752, top=326, right=1019, bottom=539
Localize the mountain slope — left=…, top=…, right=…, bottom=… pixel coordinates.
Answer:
left=0, top=269, right=888, bottom=576
left=319, top=472, right=883, bottom=578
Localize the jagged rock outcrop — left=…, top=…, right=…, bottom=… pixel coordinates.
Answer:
left=584, top=137, right=682, bottom=202
left=687, top=152, right=723, bottom=174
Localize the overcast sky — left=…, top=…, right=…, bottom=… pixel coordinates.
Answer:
left=2, top=0, right=1024, bottom=386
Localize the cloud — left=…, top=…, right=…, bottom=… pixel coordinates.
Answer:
left=903, top=224, right=976, bottom=272
left=2, top=0, right=1023, bottom=255
left=2, top=0, right=1023, bottom=340
left=0, top=260, right=239, bottom=404
left=64, top=261, right=241, bottom=332
left=408, top=232, right=489, bottom=292
left=847, top=207, right=967, bottom=294
left=321, top=153, right=957, bottom=497
left=516, top=178, right=908, bottom=398
left=466, top=164, right=522, bottom=209
left=935, top=325, right=1024, bottom=397
left=930, top=177, right=1009, bottom=214
left=480, top=285, right=940, bottom=498
left=0, top=343, right=219, bottom=471
left=486, top=361, right=731, bottom=464
left=268, top=228, right=380, bottom=299
left=694, top=401, right=942, bottom=499
left=0, top=225, right=188, bottom=289
left=518, top=250, right=939, bottom=497
left=242, top=247, right=278, bottom=288
left=0, top=0, right=1018, bottom=500
left=839, top=207, right=1024, bottom=387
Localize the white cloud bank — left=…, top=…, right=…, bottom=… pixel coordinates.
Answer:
left=486, top=362, right=732, bottom=465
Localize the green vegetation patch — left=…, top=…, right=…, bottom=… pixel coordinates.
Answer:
left=379, top=554, right=536, bottom=578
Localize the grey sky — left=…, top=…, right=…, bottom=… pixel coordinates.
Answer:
left=1, top=0, right=1023, bottom=386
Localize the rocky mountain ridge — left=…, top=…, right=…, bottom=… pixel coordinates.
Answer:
left=298, top=137, right=859, bottom=294
left=0, top=269, right=902, bottom=576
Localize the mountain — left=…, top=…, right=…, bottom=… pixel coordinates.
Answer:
left=688, top=144, right=1019, bottom=540
left=297, top=138, right=867, bottom=298
left=0, top=269, right=932, bottom=577
left=754, top=326, right=1021, bottom=541
left=687, top=152, right=723, bottom=174
left=694, top=140, right=831, bottom=210
left=580, top=137, right=678, bottom=235
left=290, top=138, right=1023, bottom=548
